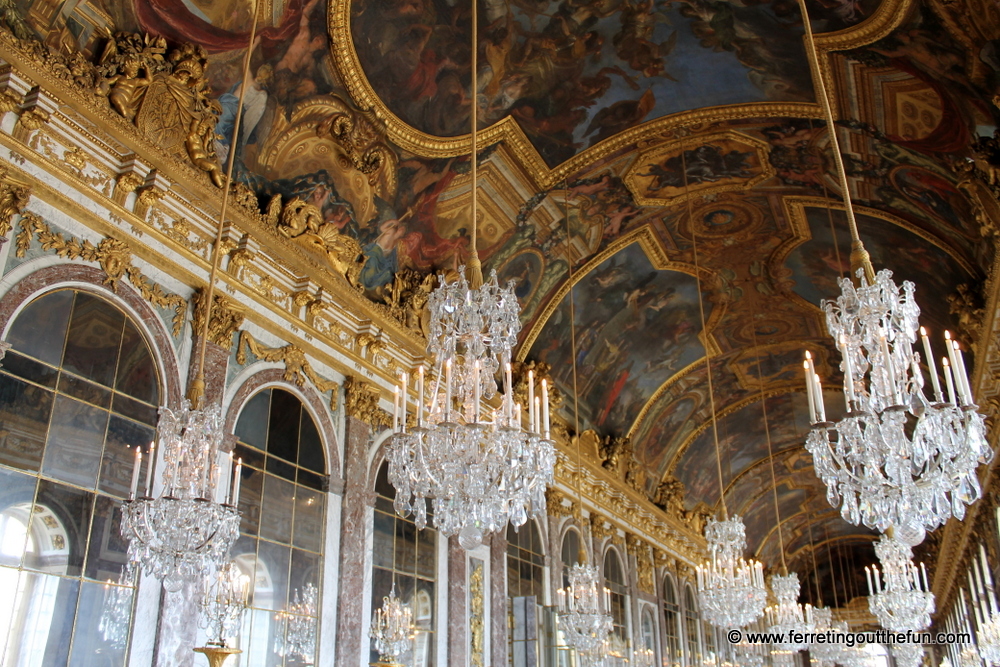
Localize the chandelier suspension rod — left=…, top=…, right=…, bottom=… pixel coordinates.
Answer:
left=189, top=1, right=261, bottom=407
left=807, top=514, right=822, bottom=606
left=467, top=0, right=483, bottom=289
left=681, top=149, right=728, bottom=520
left=749, top=311, right=787, bottom=574
left=566, top=180, right=587, bottom=563
left=796, top=0, right=874, bottom=282
left=824, top=523, right=839, bottom=609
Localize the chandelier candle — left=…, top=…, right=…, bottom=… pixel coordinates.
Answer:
left=129, top=448, right=142, bottom=500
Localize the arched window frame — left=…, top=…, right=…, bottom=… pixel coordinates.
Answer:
left=0, top=285, right=172, bottom=667
left=229, top=384, right=330, bottom=665
left=683, top=584, right=701, bottom=667
left=662, top=573, right=682, bottom=667
left=604, top=546, right=630, bottom=649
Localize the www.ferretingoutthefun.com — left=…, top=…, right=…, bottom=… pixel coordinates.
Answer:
left=726, top=629, right=971, bottom=647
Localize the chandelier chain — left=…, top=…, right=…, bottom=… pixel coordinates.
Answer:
left=467, top=0, right=482, bottom=289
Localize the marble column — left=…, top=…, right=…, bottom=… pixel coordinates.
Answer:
left=448, top=536, right=468, bottom=666
left=335, top=416, right=374, bottom=667
left=490, top=533, right=508, bottom=667
left=153, top=338, right=229, bottom=667
left=547, top=513, right=563, bottom=595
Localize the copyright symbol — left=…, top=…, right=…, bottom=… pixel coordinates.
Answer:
left=728, top=630, right=742, bottom=644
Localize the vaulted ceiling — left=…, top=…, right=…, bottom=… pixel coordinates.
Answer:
left=19, top=0, right=999, bottom=603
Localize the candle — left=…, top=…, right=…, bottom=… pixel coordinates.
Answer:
left=840, top=336, right=855, bottom=409
left=943, top=357, right=957, bottom=405
left=921, top=327, right=943, bottom=402
left=528, top=370, right=535, bottom=433
left=144, top=442, right=155, bottom=497
left=515, top=402, right=521, bottom=426
left=921, top=562, right=929, bottom=592
left=541, top=379, right=550, bottom=439
left=866, top=566, right=873, bottom=594
left=533, top=397, right=540, bottom=434
left=417, top=366, right=425, bottom=427
left=445, top=359, right=453, bottom=422
left=401, top=373, right=408, bottom=433
left=505, top=363, right=513, bottom=423
left=873, top=566, right=881, bottom=592
left=393, top=385, right=400, bottom=432
left=473, top=361, right=481, bottom=423
left=814, top=374, right=826, bottom=422
left=945, top=331, right=962, bottom=404
left=230, top=458, right=242, bottom=506
left=129, top=447, right=142, bottom=500
left=954, top=340, right=971, bottom=405
left=226, top=450, right=234, bottom=503
left=804, top=358, right=817, bottom=423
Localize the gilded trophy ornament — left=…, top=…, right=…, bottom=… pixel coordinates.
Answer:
left=344, top=375, right=390, bottom=429
left=270, top=194, right=366, bottom=289
left=192, top=290, right=246, bottom=350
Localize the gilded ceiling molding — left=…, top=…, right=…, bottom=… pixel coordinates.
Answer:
left=516, top=226, right=721, bottom=362
left=626, top=357, right=716, bottom=441
left=13, top=211, right=187, bottom=334
left=328, top=0, right=909, bottom=189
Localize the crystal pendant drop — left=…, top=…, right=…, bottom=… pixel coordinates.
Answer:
left=557, top=563, right=614, bottom=656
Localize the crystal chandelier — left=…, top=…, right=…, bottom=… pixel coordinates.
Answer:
left=557, top=563, right=614, bottom=655
left=696, top=516, right=767, bottom=628
left=98, top=564, right=135, bottom=649
left=734, top=621, right=767, bottom=667
left=386, top=272, right=555, bottom=549
left=275, top=583, right=318, bottom=663
left=765, top=572, right=814, bottom=652
left=198, top=560, right=251, bottom=647
left=370, top=582, right=414, bottom=663
left=892, top=643, right=925, bottom=667
left=803, top=291, right=990, bottom=533
left=633, top=645, right=655, bottom=667
left=795, top=0, right=990, bottom=536
left=121, top=403, right=241, bottom=589
left=385, top=0, right=554, bottom=551
left=866, top=534, right=934, bottom=631
left=809, top=607, right=839, bottom=665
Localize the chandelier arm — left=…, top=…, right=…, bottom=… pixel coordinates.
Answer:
left=795, top=0, right=874, bottom=282
left=190, top=0, right=261, bottom=407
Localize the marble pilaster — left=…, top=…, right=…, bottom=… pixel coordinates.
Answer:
left=335, top=416, right=374, bottom=667
left=448, top=536, right=467, bottom=666
left=490, top=533, right=509, bottom=667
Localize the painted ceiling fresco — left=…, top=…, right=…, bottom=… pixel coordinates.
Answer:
left=349, top=0, right=881, bottom=166
left=7, top=0, right=1000, bottom=598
